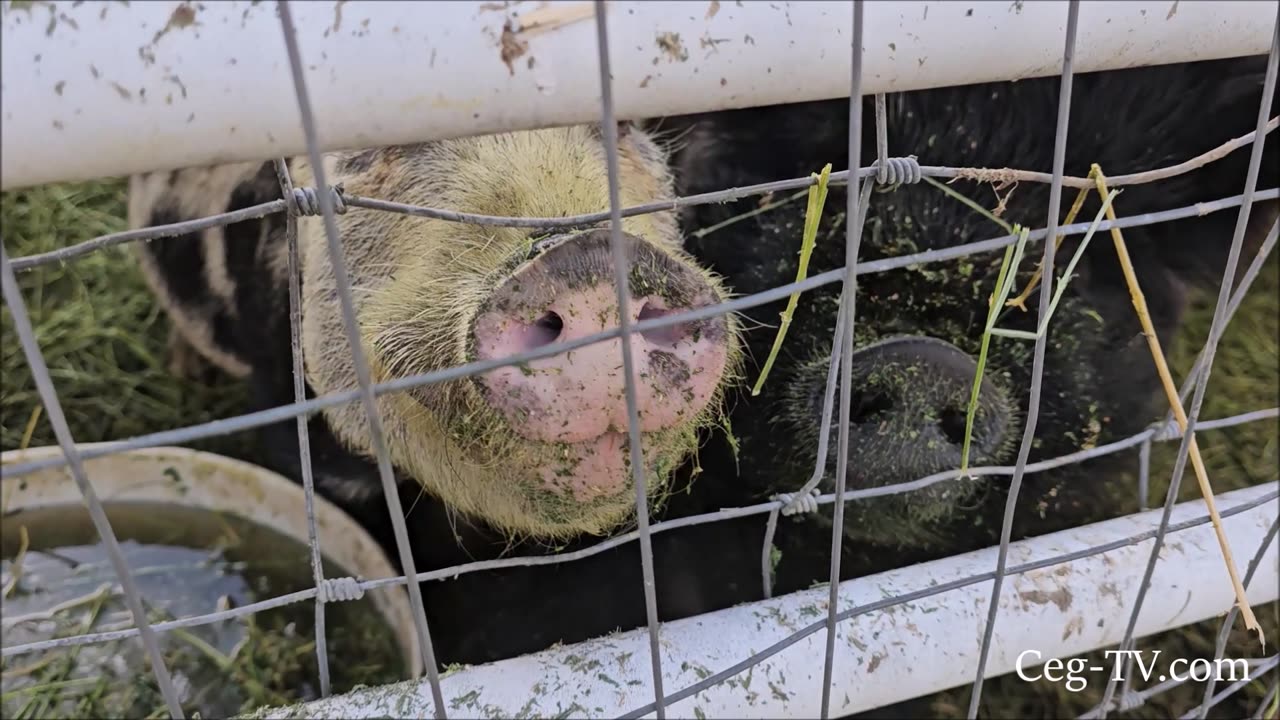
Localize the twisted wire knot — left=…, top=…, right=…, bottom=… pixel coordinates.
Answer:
left=874, top=156, right=923, bottom=186
left=1115, top=692, right=1145, bottom=712
left=288, top=185, right=348, bottom=217
left=316, top=576, right=365, bottom=603
left=774, top=488, right=821, bottom=517
left=1152, top=416, right=1183, bottom=442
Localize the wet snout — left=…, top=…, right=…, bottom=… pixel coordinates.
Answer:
left=471, top=229, right=731, bottom=445
left=818, top=336, right=1015, bottom=486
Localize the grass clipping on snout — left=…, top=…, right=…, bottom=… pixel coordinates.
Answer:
left=751, top=163, right=834, bottom=396
left=952, top=185, right=1116, bottom=472
left=946, top=165, right=1263, bottom=647
left=921, top=174, right=1111, bottom=473
left=740, top=159, right=1263, bottom=644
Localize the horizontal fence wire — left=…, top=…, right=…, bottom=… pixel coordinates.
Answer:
left=3, top=184, right=1276, bottom=481
left=2, top=2, right=1279, bottom=716
left=2, top=476, right=1276, bottom=713
left=3, top=407, right=1275, bottom=660
left=1183, top=655, right=1279, bottom=720
left=9, top=114, right=1279, bottom=273
left=1072, top=656, right=1280, bottom=719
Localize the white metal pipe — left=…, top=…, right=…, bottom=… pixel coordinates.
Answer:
left=2, top=1, right=1274, bottom=190
left=247, top=481, right=1280, bottom=720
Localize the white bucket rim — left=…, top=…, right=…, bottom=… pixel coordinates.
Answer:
left=0, top=443, right=425, bottom=681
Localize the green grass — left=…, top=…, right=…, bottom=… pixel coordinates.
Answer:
left=751, top=163, right=834, bottom=397
left=1145, top=248, right=1280, bottom=499
left=0, top=180, right=251, bottom=457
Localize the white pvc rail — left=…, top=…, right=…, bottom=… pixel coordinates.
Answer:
left=248, top=482, right=1280, bottom=720
left=1, top=0, right=1274, bottom=189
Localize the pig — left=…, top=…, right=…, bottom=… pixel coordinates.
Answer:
left=126, top=123, right=769, bottom=670
left=126, top=52, right=1276, bottom=682
left=658, top=52, right=1279, bottom=584
left=128, top=126, right=741, bottom=540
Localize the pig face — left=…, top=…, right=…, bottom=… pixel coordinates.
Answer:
left=289, top=125, right=741, bottom=540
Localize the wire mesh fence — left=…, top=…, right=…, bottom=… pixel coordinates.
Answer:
left=2, top=1, right=1279, bottom=719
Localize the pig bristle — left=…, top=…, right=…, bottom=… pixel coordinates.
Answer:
left=127, top=162, right=272, bottom=380
left=273, top=126, right=744, bottom=541
left=126, top=122, right=743, bottom=541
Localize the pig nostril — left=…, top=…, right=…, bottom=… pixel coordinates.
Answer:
left=636, top=300, right=690, bottom=347
left=939, top=407, right=968, bottom=446
left=527, top=311, right=564, bottom=348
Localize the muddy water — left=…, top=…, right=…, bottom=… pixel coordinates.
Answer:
left=1, top=502, right=406, bottom=719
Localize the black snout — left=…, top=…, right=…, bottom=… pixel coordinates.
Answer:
left=813, top=336, right=1014, bottom=489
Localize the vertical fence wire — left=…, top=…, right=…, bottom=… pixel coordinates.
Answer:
left=1253, top=681, right=1280, bottom=720
left=1123, top=441, right=1156, bottom=710
left=1095, top=12, right=1274, bottom=717
left=1196, top=518, right=1280, bottom=719
left=966, top=3, right=1081, bottom=717
left=0, top=245, right=187, bottom=719
left=1159, top=215, right=1278, bottom=459
left=591, top=2, right=667, bottom=717
left=1115, top=660, right=1139, bottom=716
left=2, top=4, right=1277, bottom=718
left=1137, top=438, right=1152, bottom=511
left=874, top=94, right=890, bottom=184
left=273, top=2, right=448, bottom=716
left=819, top=3, right=866, bottom=717
left=1123, top=214, right=1277, bottom=714
left=271, top=157, right=333, bottom=698
left=1097, top=12, right=1280, bottom=718
left=1172, top=216, right=1279, bottom=412
left=758, top=175, right=874, bottom=603
left=761, top=506, right=781, bottom=600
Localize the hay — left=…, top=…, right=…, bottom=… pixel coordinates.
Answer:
left=1, top=180, right=252, bottom=459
